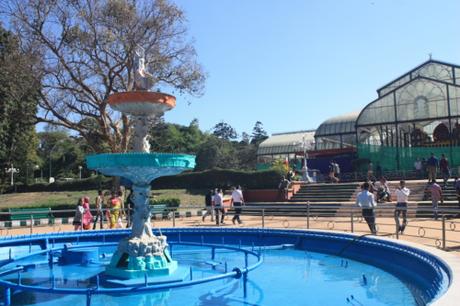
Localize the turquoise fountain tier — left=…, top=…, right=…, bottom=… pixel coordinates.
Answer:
left=86, top=152, right=196, bottom=185
left=86, top=152, right=195, bottom=280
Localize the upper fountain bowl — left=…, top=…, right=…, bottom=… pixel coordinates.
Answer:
left=108, top=91, right=176, bottom=116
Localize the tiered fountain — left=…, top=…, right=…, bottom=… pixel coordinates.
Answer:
left=86, top=47, right=195, bottom=279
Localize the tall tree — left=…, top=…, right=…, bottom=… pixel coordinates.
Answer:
left=212, top=121, right=237, bottom=140
left=2, top=0, right=206, bottom=153
left=251, top=121, right=268, bottom=144
left=0, top=25, right=40, bottom=184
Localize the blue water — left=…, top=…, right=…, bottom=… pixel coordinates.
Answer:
left=1, top=244, right=417, bottom=306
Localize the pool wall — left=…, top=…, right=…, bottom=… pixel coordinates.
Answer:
left=0, top=228, right=457, bottom=305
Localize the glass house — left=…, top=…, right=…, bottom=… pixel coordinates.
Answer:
left=314, top=112, right=359, bottom=151
left=357, top=60, right=460, bottom=170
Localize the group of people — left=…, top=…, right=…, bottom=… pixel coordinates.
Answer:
left=202, top=186, right=245, bottom=225
left=356, top=180, right=411, bottom=235
left=414, top=153, right=451, bottom=186
left=328, top=160, right=341, bottom=183
left=73, top=189, right=124, bottom=231
left=356, top=178, right=448, bottom=235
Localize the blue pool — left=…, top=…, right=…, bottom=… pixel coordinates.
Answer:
left=0, top=228, right=452, bottom=305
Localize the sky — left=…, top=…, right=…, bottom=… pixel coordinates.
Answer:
left=164, top=0, right=460, bottom=136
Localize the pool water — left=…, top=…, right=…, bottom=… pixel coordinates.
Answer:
left=2, top=244, right=417, bottom=306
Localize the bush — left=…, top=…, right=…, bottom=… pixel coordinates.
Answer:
left=151, top=168, right=283, bottom=190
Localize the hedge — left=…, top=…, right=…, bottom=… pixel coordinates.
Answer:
left=2, top=169, right=283, bottom=193
left=151, top=168, right=282, bottom=189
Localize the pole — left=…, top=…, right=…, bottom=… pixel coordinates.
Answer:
left=442, top=216, right=446, bottom=250
left=10, top=164, right=14, bottom=186
left=350, top=210, right=354, bottom=233
left=262, top=209, right=265, bottom=228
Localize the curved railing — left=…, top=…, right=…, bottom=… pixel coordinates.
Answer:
left=0, top=239, right=262, bottom=305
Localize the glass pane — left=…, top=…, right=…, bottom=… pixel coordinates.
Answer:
left=357, top=94, right=395, bottom=126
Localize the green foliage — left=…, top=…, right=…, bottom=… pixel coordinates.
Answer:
left=0, top=25, right=40, bottom=184
left=270, top=159, right=289, bottom=175
left=3, top=175, right=111, bottom=193
left=251, top=121, right=268, bottom=144
left=212, top=121, right=237, bottom=140
left=152, top=169, right=282, bottom=189
left=150, top=198, right=180, bottom=208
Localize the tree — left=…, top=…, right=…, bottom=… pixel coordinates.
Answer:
left=0, top=25, right=40, bottom=184
left=251, top=121, right=268, bottom=144
left=212, top=121, right=237, bottom=140
left=195, top=136, right=238, bottom=171
left=2, top=0, right=206, bottom=153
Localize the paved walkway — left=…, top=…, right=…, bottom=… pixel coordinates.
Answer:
left=2, top=215, right=460, bottom=255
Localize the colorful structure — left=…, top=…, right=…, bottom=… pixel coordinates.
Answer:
left=86, top=48, right=195, bottom=279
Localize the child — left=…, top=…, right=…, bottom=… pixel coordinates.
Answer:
left=82, top=196, right=93, bottom=230
left=73, top=198, right=85, bottom=231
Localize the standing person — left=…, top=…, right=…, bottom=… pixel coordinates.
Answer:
left=82, top=196, right=93, bottom=230
left=414, top=158, right=422, bottom=178
left=93, top=190, right=104, bottom=230
left=110, top=191, right=122, bottom=228
left=278, top=176, right=291, bottom=200
left=367, top=162, right=374, bottom=180
left=455, top=177, right=460, bottom=208
left=356, top=182, right=377, bottom=234
left=202, top=190, right=215, bottom=222
left=439, top=154, right=450, bottom=188
left=334, top=161, right=341, bottom=181
left=428, top=179, right=443, bottom=220
left=375, top=162, right=382, bottom=180
left=394, top=180, right=410, bottom=234
left=73, top=198, right=85, bottom=231
left=328, top=160, right=338, bottom=183
left=125, top=189, right=134, bottom=228
left=104, top=191, right=111, bottom=228
left=231, top=186, right=245, bottom=225
left=426, top=153, right=439, bottom=182
left=213, top=189, right=223, bottom=226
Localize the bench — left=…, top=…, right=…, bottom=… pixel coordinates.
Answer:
left=8, top=208, right=55, bottom=226
left=150, top=204, right=169, bottom=219
left=150, top=202, right=180, bottom=220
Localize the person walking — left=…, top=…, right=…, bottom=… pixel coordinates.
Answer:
left=82, top=196, right=93, bottom=230
left=428, top=179, right=443, bottom=220
left=439, top=154, right=450, bottom=188
left=213, top=189, right=224, bottom=226
left=73, top=198, right=85, bottom=231
left=394, top=180, right=410, bottom=234
left=231, top=186, right=245, bottom=225
left=125, top=190, right=134, bottom=228
left=414, top=158, right=422, bottom=178
left=355, top=182, right=377, bottom=235
left=202, top=189, right=215, bottom=222
left=109, top=191, right=122, bottom=228
left=426, top=153, right=439, bottom=182
left=93, top=190, right=104, bottom=230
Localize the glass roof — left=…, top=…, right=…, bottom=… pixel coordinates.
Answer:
left=357, top=76, right=460, bottom=127
left=377, top=60, right=460, bottom=97
left=314, top=112, right=359, bottom=137
left=257, top=130, right=315, bottom=155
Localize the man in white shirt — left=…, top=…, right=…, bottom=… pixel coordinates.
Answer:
left=356, top=182, right=377, bottom=234
left=231, top=186, right=245, bottom=225
left=394, top=180, right=410, bottom=234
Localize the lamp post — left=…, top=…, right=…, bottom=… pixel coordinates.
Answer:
left=78, top=165, right=83, bottom=180
left=5, top=164, right=20, bottom=186
left=34, top=165, right=43, bottom=182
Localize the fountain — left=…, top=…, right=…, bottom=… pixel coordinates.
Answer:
left=86, top=47, right=195, bottom=279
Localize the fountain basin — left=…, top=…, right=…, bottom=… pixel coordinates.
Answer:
left=86, top=153, right=195, bottom=184
left=108, top=91, right=176, bottom=116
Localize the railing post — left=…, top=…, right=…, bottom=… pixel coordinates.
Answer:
left=350, top=210, right=354, bottom=233
left=442, top=215, right=446, bottom=250
left=306, top=202, right=310, bottom=229
left=172, top=210, right=176, bottom=227
left=4, top=287, right=11, bottom=306
left=30, top=214, right=34, bottom=235
left=262, top=209, right=265, bottom=228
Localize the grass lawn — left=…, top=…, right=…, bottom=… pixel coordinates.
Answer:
left=0, top=189, right=206, bottom=209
